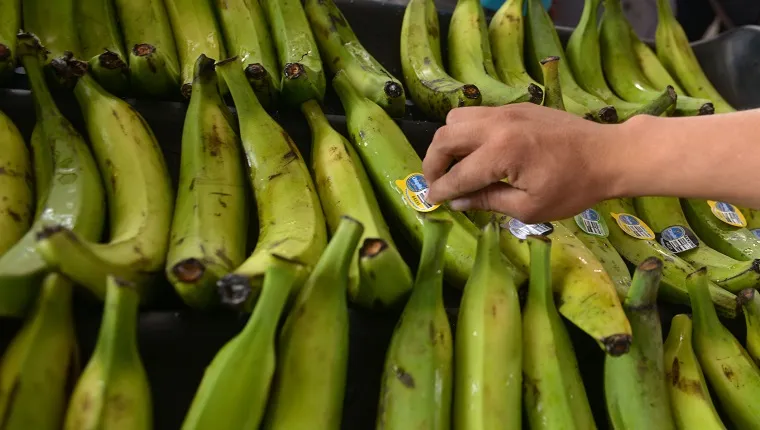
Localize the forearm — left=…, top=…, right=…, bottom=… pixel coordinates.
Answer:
left=605, top=109, right=760, bottom=208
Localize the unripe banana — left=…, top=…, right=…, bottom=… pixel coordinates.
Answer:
left=737, top=288, right=760, bottom=365
left=376, top=218, right=453, bottom=430
left=261, top=0, right=325, bottom=106
left=0, top=110, right=33, bottom=256
left=165, top=54, right=248, bottom=310
left=523, top=235, right=597, bottom=430
left=304, top=0, right=406, bottom=117
left=565, top=0, right=677, bottom=120
left=0, top=273, right=78, bottom=430
left=595, top=198, right=739, bottom=317
left=263, top=216, right=364, bottom=429
left=525, top=0, right=617, bottom=123
left=558, top=215, right=632, bottom=298
left=654, top=0, right=735, bottom=113
left=113, top=0, right=181, bottom=98
left=77, top=0, right=129, bottom=95
left=663, top=314, right=727, bottom=430
left=302, top=99, right=412, bottom=309
left=604, top=257, right=676, bottom=430
left=0, top=35, right=104, bottom=318
left=740, top=207, right=760, bottom=240
left=635, top=196, right=760, bottom=292
left=470, top=211, right=632, bottom=354
left=22, top=0, right=80, bottom=66
left=489, top=0, right=537, bottom=89
left=453, top=218, right=522, bottom=430
left=215, top=59, right=327, bottom=310
left=64, top=276, right=152, bottom=430
left=0, top=0, right=19, bottom=79
left=214, top=0, right=280, bottom=108
left=449, top=0, right=542, bottom=107
left=686, top=268, right=760, bottom=428
left=681, top=198, right=760, bottom=261
left=401, top=0, right=482, bottom=122
left=164, top=0, right=226, bottom=98
left=182, top=256, right=305, bottom=430
left=35, top=59, right=173, bottom=302
left=599, top=0, right=714, bottom=117
left=332, top=70, right=527, bottom=291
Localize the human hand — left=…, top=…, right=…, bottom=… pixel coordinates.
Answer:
left=423, top=103, right=623, bottom=223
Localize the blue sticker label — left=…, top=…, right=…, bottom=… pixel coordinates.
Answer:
left=574, top=208, right=609, bottom=237
left=658, top=225, right=699, bottom=254
left=752, top=229, right=760, bottom=240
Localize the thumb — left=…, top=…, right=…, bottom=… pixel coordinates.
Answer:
left=448, top=182, right=539, bottom=222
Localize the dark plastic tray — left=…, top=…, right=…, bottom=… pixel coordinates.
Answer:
left=1, top=1, right=757, bottom=428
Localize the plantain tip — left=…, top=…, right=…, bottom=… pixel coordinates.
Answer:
left=215, top=56, right=239, bottom=68
left=284, top=62, right=305, bottom=80
left=528, top=84, right=544, bottom=105
left=539, top=55, right=560, bottom=65
left=245, top=63, right=267, bottom=81
left=172, top=258, right=206, bottom=284
left=98, top=50, right=127, bottom=70
left=111, top=276, right=136, bottom=289
left=461, top=84, right=481, bottom=100
left=698, top=103, right=715, bottom=116
left=598, top=106, right=618, bottom=123
left=0, top=44, right=9, bottom=61
left=360, top=238, right=388, bottom=259
left=603, top=333, right=632, bottom=356
left=180, top=83, right=192, bottom=99
left=638, top=256, right=663, bottom=272
left=217, top=274, right=252, bottom=307
left=383, top=81, right=404, bottom=99
left=665, top=85, right=677, bottom=102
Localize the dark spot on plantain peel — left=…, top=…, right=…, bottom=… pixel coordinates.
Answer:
left=0, top=44, right=9, bottom=61
left=35, top=224, right=70, bottom=241
left=539, top=55, right=560, bottom=65
left=245, top=63, right=267, bottom=81
left=217, top=274, right=252, bottom=307
left=603, top=333, right=632, bottom=356
left=6, top=210, right=21, bottom=223
left=360, top=238, right=388, bottom=259
left=392, top=365, right=415, bottom=388
left=737, top=288, right=756, bottom=307
left=215, top=56, right=239, bottom=68
left=284, top=63, right=305, bottom=80
left=112, top=277, right=136, bottom=289
left=722, top=364, right=736, bottom=381
left=133, top=44, right=155, bottom=57
left=172, top=258, right=206, bottom=284
left=669, top=358, right=705, bottom=396
left=383, top=81, right=403, bottom=99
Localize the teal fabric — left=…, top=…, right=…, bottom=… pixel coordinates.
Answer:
left=481, top=0, right=552, bottom=12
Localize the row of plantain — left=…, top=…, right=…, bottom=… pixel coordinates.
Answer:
left=1, top=0, right=760, bottom=429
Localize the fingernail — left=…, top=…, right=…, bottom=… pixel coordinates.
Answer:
left=449, top=198, right=472, bottom=212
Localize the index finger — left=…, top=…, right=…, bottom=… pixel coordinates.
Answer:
left=445, top=106, right=503, bottom=124
left=422, top=122, right=486, bottom=185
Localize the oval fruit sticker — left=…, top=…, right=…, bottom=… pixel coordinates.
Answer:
left=707, top=201, right=747, bottom=227
left=395, top=173, right=440, bottom=213
left=611, top=213, right=655, bottom=240
left=574, top=208, right=609, bottom=237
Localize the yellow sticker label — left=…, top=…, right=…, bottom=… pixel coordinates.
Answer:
left=707, top=201, right=747, bottom=227
left=395, top=173, right=440, bottom=213
left=611, top=213, right=655, bottom=240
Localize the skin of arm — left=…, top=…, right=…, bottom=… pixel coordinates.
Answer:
left=422, top=103, right=760, bottom=223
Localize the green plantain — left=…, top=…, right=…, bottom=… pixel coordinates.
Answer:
left=215, top=58, right=327, bottom=310
left=77, top=0, right=129, bottom=94
left=681, top=199, right=760, bottom=261
left=35, top=58, right=173, bottom=302
left=0, top=35, right=104, bottom=318
left=737, top=288, right=760, bottom=366
left=263, top=216, right=364, bottom=429
left=165, top=55, right=248, bottom=310
left=261, top=0, right=325, bottom=106
left=375, top=219, right=453, bottom=430
left=401, top=0, right=482, bottom=122
left=302, top=99, right=412, bottom=309
left=304, top=0, right=406, bottom=117
left=64, top=276, right=152, bottom=430
left=663, top=314, right=727, bottom=430
left=0, top=0, right=20, bottom=79
left=453, top=218, right=522, bottom=430
left=0, top=110, right=33, bottom=257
